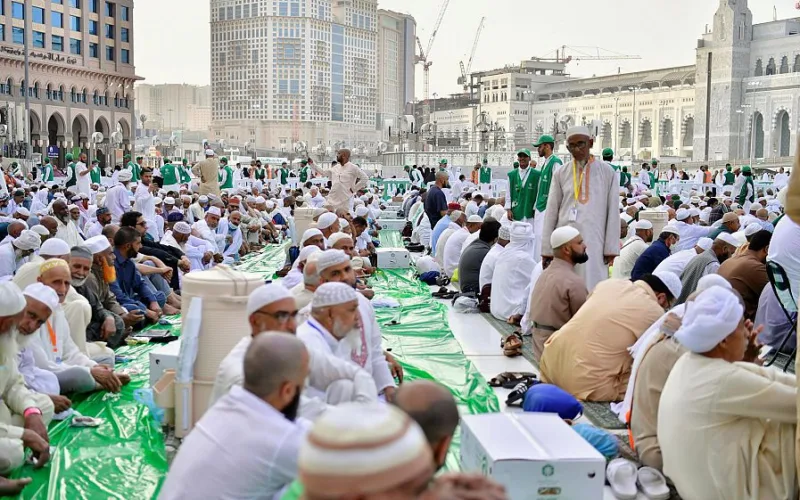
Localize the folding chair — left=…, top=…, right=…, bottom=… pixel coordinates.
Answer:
left=763, top=261, right=798, bottom=371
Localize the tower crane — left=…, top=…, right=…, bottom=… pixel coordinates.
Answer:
left=415, top=0, right=450, bottom=104
left=458, top=17, right=486, bottom=92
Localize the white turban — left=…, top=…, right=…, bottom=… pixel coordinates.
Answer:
left=164, top=197, right=176, bottom=205
left=173, top=222, right=191, bottom=235
left=550, top=226, right=580, bottom=249
left=205, top=149, right=215, bottom=156
left=118, top=170, right=133, bottom=182
left=0, top=282, right=26, bottom=316
left=14, top=207, right=29, bottom=217
left=674, top=286, right=743, bottom=353
left=255, top=196, right=266, bottom=204
left=23, top=283, right=59, bottom=313
left=266, top=201, right=276, bottom=210
left=696, top=274, right=731, bottom=294
left=30, top=225, right=49, bottom=237
left=84, top=235, right=111, bottom=255
left=294, top=246, right=321, bottom=268
left=246, top=283, right=293, bottom=316
left=12, top=230, right=41, bottom=251
left=301, top=228, right=323, bottom=246
left=696, top=237, right=713, bottom=251
left=354, top=206, right=370, bottom=217
left=199, top=195, right=209, bottom=204
left=328, top=232, right=352, bottom=248
left=339, top=218, right=349, bottom=229
left=312, top=282, right=358, bottom=309
left=39, top=238, right=71, bottom=257
left=510, top=221, right=533, bottom=241
left=716, top=232, right=740, bottom=248
left=566, top=125, right=592, bottom=140
left=653, top=270, right=682, bottom=299
left=675, top=208, right=690, bottom=221
left=207, top=207, right=222, bottom=217
left=316, top=249, right=350, bottom=275
left=634, top=220, right=653, bottom=230
left=317, top=212, right=338, bottom=230
left=744, top=222, right=762, bottom=237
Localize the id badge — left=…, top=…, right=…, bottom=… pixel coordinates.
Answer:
left=568, top=206, right=578, bottom=222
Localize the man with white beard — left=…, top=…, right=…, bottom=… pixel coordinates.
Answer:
left=191, top=206, right=227, bottom=253
left=0, top=282, right=54, bottom=477
left=0, top=230, right=40, bottom=280
left=162, top=221, right=218, bottom=272
left=51, top=200, right=81, bottom=248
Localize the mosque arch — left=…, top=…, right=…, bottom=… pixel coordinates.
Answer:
left=766, top=58, right=776, bottom=76
left=619, top=119, right=632, bottom=149
left=748, top=112, right=764, bottom=158
left=779, top=56, right=790, bottom=74
left=794, top=55, right=800, bottom=73
left=72, top=114, right=90, bottom=148
left=639, top=118, right=653, bottom=148
left=29, top=110, right=42, bottom=144
left=661, top=117, right=674, bottom=151
left=775, top=110, right=791, bottom=157
left=754, top=59, right=763, bottom=76
left=682, top=116, right=694, bottom=148
left=601, top=121, right=613, bottom=149
left=513, top=125, right=526, bottom=147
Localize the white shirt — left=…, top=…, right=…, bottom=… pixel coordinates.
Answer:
left=673, top=221, right=713, bottom=252
left=611, top=236, right=648, bottom=280
left=75, top=161, right=90, bottom=195
left=767, top=215, right=800, bottom=300
left=54, top=218, right=81, bottom=248
left=305, top=193, right=326, bottom=209
left=160, top=385, right=304, bottom=500
left=442, top=227, right=470, bottom=277
left=105, top=184, right=130, bottom=223
left=479, top=243, right=505, bottom=289
left=465, top=201, right=480, bottom=218
left=654, top=248, right=699, bottom=277
left=134, top=183, right=157, bottom=237
left=0, top=243, right=22, bottom=280
left=29, top=306, right=96, bottom=375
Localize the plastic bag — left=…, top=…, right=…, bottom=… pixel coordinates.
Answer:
left=453, top=296, right=479, bottom=313
left=134, top=388, right=165, bottom=426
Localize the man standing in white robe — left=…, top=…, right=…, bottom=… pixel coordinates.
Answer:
left=541, top=126, right=620, bottom=292
left=134, top=168, right=159, bottom=240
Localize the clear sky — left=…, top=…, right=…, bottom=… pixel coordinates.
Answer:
left=134, top=0, right=798, bottom=96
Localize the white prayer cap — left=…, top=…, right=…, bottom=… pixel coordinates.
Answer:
left=550, top=226, right=580, bottom=249
left=311, top=282, right=358, bottom=309
left=173, top=222, right=192, bottom=235
left=40, top=238, right=71, bottom=257
left=30, top=225, right=49, bottom=237
left=675, top=208, right=690, bottom=221
left=118, top=170, right=133, bottom=182
left=620, top=213, right=633, bottom=225
left=339, top=218, right=349, bottom=229
left=297, top=245, right=321, bottom=264
left=84, top=235, right=111, bottom=255
left=498, top=225, right=511, bottom=241
left=510, top=221, right=533, bottom=241
left=246, top=196, right=257, bottom=203
left=674, top=286, right=743, bottom=353
left=415, top=255, right=440, bottom=275
left=255, top=196, right=266, bottom=204
left=206, top=206, right=222, bottom=217
left=328, top=232, right=352, bottom=247
left=317, top=212, right=338, bottom=230
left=246, top=283, right=293, bottom=316
left=653, top=270, right=682, bottom=299
left=750, top=202, right=764, bottom=212
left=660, top=223, right=680, bottom=236
left=448, top=210, right=463, bottom=222
left=266, top=201, right=276, bottom=210
left=12, top=230, right=41, bottom=251
left=634, top=220, right=653, bottom=230
left=744, top=222, right=762, bottom=237
left=299, top=402, right=432, bottom=498
left=566, top=125, right=592, bottom=140
left=313, top=208, right=329, bottom=219
left=696, top=237, right=713, bottom=251
left=688, top=208, right=701, bottom=218
left=14, top=207, right=29, bottom=217
left=715, top=232, right=740, bottom=248
left=153, top=198, right=163, bottom=205
left=626, top=199, right=637, bottom=206
left=23, top=283, right=59, bottom=313
left=205, top=149, right=215, bottom=156
left=354, top=206, right=370, bottom=217
left=0, top=282, right=26, bottom=317
left=316, top=249, right=350, bottom=275
left=181, top=195, right=192, bottom=201
left=466, top=215, right=483, bottom=224
left=67, top=204, right=78, bottom=211
left=301, top=228, right=323, bottom=245
left=164, top=197, right=176, bottom=205
left=198, top=195, right=209, bottom=203
left=360, top=195, right=370, bottom=202
left=696, top=274, right=732, bottom=294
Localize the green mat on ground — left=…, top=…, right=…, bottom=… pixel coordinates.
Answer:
left=378, top=230, right=405, bottom=248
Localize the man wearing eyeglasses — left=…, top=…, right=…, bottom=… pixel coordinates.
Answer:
left=541, top=126, right=620, bottom=292
left=210, top=283, right=377, bottom=420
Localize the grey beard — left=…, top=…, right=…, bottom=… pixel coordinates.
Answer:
left=575, top=159, right=587, bottom=168
left=72, top=276, right=88, bottom=287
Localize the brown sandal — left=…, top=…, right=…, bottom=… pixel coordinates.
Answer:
left=502, top=333, right=523, bottom=357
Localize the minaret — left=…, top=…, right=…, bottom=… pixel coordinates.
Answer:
left=693, top=0, right=753, bottom=161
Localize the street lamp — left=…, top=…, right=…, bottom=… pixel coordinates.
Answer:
left=628, top=86, right=640, bottom=162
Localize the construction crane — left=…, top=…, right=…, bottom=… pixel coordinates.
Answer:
left=415, top=0, right=450, bottom=103
left=536, top=45, right=641, bottom=64
left=458, top=17, right=485, bottom=92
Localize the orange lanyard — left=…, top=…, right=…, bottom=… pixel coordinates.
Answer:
left=46, top=320, right=58, bottom=353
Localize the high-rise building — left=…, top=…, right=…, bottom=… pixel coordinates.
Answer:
left=209, top=0, right=384, bottom=154
left=376, top=9, right=415, bottom=140
left=135, top=83, right=211, bottom=132
left=0, top=0, right=138, bottom=168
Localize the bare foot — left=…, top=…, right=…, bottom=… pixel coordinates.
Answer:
left=162, top=304, right=180, bottom=315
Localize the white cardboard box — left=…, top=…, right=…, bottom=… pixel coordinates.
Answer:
left=376, top=248, right=411, bottom=268
left=376, top=218, right=407, bottom=231
left=149, top=339, right=182, bottom=387
left=460, top=413, right=605, bottom=500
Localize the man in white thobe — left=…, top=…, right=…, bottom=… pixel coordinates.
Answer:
left=433, top=211, right=463, bottom=262
left=105, top=170, right=133, bottom=223
left=442, top=215, right=482, bottom=278
left=478, top=225, right=510, bottom=291
left=612, top=220, right=653, bottom=280
left=0, top=230, right=39, bottom=280
left=51, top=201, right=82, bottom=248
left=541, top=126, right=620, bottom=291
left=672, top=208, right=714, bottom=252
left=75, top=154, right=91, bottom=196
left=308, top=149, right=369, bottom=212
left=134, top=168, right=159, bottom=240
left=490, top=222, right=535, bottom=321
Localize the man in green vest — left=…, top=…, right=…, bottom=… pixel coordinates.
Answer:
left=278, top=162, right=290, bottom=185
left=299, top=160, right=310, bottom=183
left=89, top=159, right=102, bottom=185
left=620, top=166, right=632, bottom=188
left=648, top=158, right=658, bottom=188
left=178, top=158, right=192, bottom=185
left=505, top=148, right=540, bottom=228
left=533, top=134, right=563, bottom=262
left=64, top=153, right=77, bottom=189
left=602, top=148, right=619, bottom=171
left=253, top=160, right=266, bottom=182
left=161, top=158, right=180, bottom=192
left=126, top=155, right=142, bottom=182
left=479, top=159, right=492, bottom=190
left=219, top=157, right=234, bottom=192
left=737, top=165, right=755, bottom=212
left=723, top=164, right=735, bottom=185
left=40, top=157, right=54, bottom=183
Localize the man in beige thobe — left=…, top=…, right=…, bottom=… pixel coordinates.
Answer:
left=191, top=149, right=221, bottom=197
left=309, top=149, right=369, bottom=212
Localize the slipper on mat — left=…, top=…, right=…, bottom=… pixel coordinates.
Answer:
left=488, top=372, right=537, bottom=388
left=606, top=458, right=638, bottom=500
left=637, top=467, right=670, bottom=500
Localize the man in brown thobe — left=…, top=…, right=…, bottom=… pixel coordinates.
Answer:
left=192, top=149, right=221, bottom=197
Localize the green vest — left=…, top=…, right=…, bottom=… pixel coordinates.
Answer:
left=299, top=166, right=309, bottom=183
left=220, top=165, right=234, bottom=189
left=179, top=164, right=192, bottom=183
left=648, top=171, right=656, bottom=186
left=535, top=155, right=563, bottom=212
left=724, top=172, right=735, bottom=185
left=90, top=165, right=101, bottom=184
left=65, top=162, right=77, bottom=187
left=254, top=168, right=266, bottom=180
left=161, top=164, right=178, bottom=185
left=737, top=176, right=755, bottom=205
left=508, top=167, right=540, bottom=220
left=479, top=167, right=492, bottom=184
left=279, top=168, right=289, bottom=184
left=610, top=163, right=620, bottom=172
left=128, top=161, right=141, bottom=181
left=619, top=171, right=631, bottom=187
left=42, top=164, right=54, bottom=182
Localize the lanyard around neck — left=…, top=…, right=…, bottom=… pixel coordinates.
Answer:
left=572, top=156, right=593, bottom=203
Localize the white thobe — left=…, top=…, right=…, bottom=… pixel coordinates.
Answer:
left=442, top=227, right=470, bottom=278
left=478, top=244, right=505, bottom=290
left=309, top=162, right=369, bottom=211
left=465, top=201, right=479, bottom=218
left=519, top=261, right=545, bottom=333
left=29, top=307, right=96, bottom=376
left=672, top=221, right=713, bottom=252
left=192, top=220, right=226, bottom=251
left=410, top=169, right=424, bottom=188
left=773, top=173, right=789, bottom=190
left=218, top=219, right=243, bottom=264
left=611, top=236, right=648, bottom=280
left=653, top=248, right=698, bottom=277
left=84, top=221, right=104, bottom=239
left=434, top=225, right=459, bottom=263
left=767, top=215, right=800, bottom=300
left=184, top=235, right=216, bottom=271
left=160, top=385, right=304, bottom=500
left=134, top=184, right=158, bottom=239
left=490, top=237, right=535, bottom=320
left=305, top=193, right=326, bottom=208
left=639, top=170, right=651, bottom=188
left=105, top=184, right=130, bottom=223
left=54, top=218, right=81, bottom=247
left=0, top=244, right=24, bottom=280
left=75, top=161, right=91, bottom=195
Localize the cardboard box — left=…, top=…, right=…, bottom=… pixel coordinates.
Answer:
left=149, top=339, right=182, bottom=387
left=376, top=248, right=411, bottom=269
left=392, top=196, right=403, bottom=202
left=376, top=219, right=407, bottom=231
left=460, top=413, right=605, bottom=500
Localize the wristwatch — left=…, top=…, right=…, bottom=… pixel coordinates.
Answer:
left=23, top=407, right=42, bottom=418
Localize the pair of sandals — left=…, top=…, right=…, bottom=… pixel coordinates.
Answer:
left=431, top=287, right=458, bottom=300
left=501, top=332, right=523, bottom=357
left=607, top=459, right=670, bottom=500
left=488, top=371, right=537, bottom=389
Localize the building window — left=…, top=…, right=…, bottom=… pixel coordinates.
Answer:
left=53, top=0, right=62, bottom=3
left=12, top=2, right=24, bottom=19
left=105, top=24, right=114, bottom=38
left=89, top=42, right=98, bottom=57
left=93, top=90, right=98, bottom=105
left=52, top=35, right=64, bottom=52
left=0, top=25, right=4, bottom=42
left=12, top=27, right=24, bottom=45
left=70, top=0, right=81, bottom=7
left=278, top=2, right=287, bottom=16
left=121, top=5, right=129, bottom=21
left=33, top=31, right=45, bottom=48
left=70, top=16, right=81, bottom=31
left=70, top=38, right=81, bottom=54
left=106, top=45, right=114, bottom=60
left=121, top=48, right=129, bottom=63
left=32, top=7, right=44, bottom=24
left=121, top=27, right=128, bottom=42
left=105, top=2, right=114, bottom=17
left=90, top=0, right=98, bottom=13
left=89, top=20, right=98, bottom=35
left=52, top=12, right=64, bottom=28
